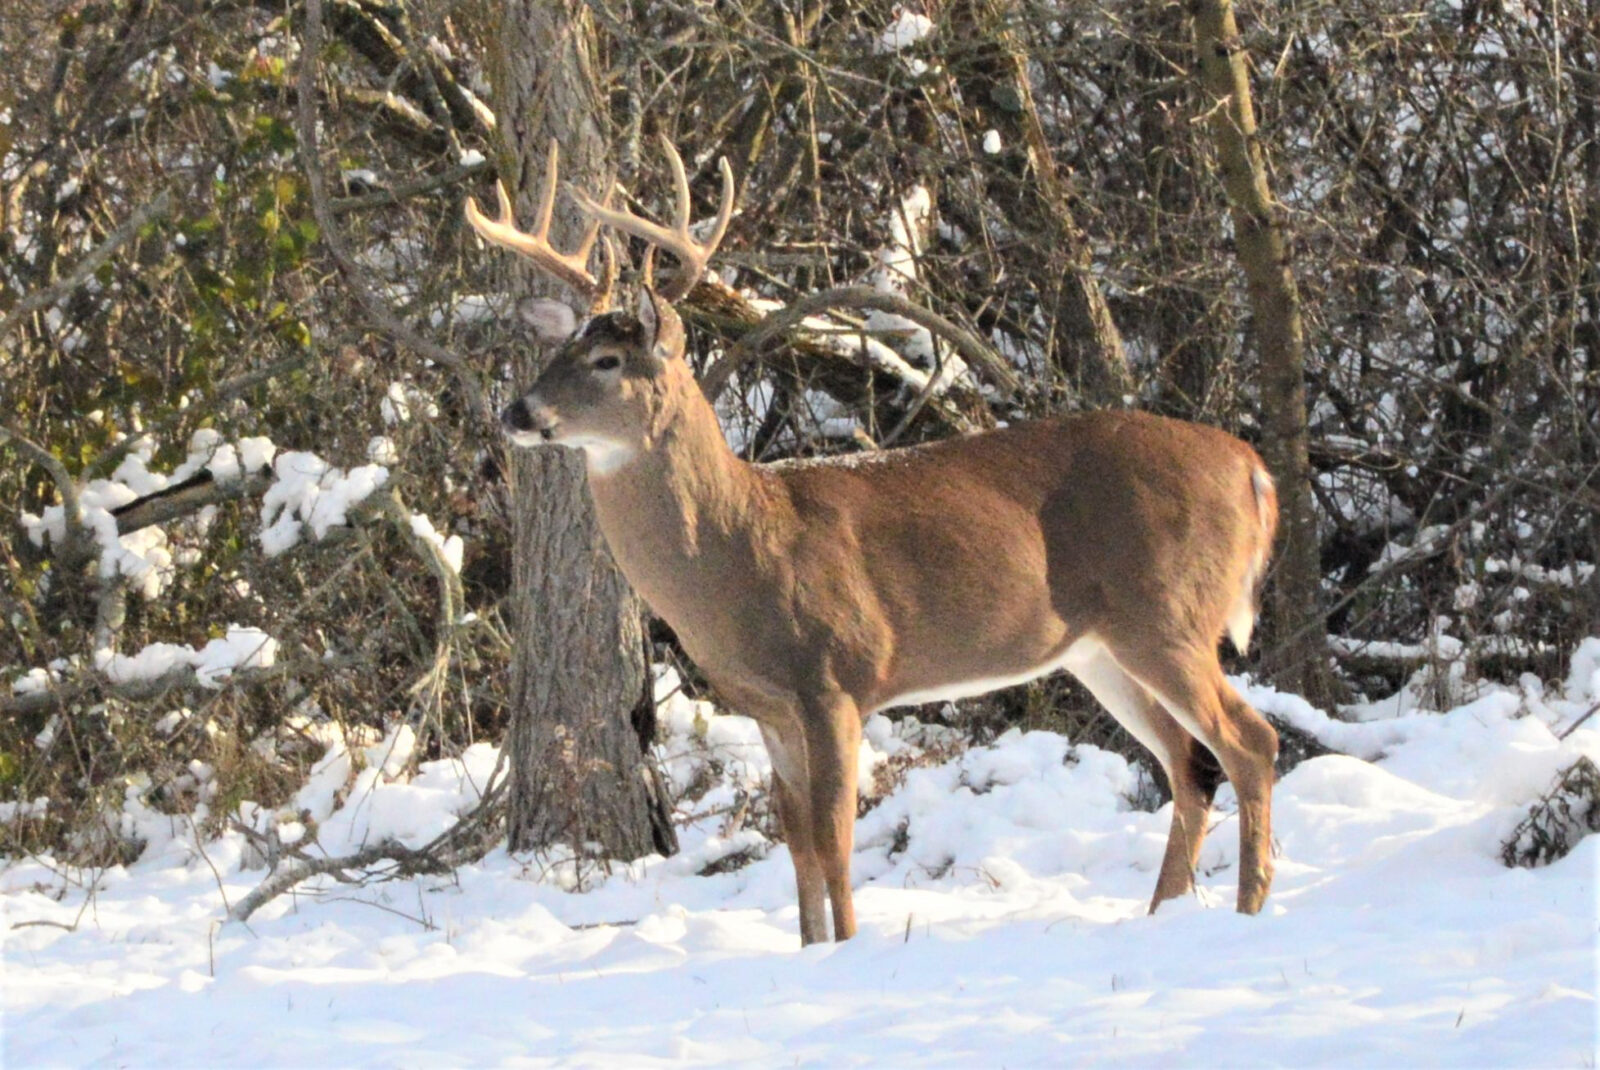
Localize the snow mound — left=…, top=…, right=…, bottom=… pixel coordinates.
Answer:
left=3, top=647, right=1597, bottom=1066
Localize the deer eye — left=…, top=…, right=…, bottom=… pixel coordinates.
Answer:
left=592, top=354, right=622, bottom=372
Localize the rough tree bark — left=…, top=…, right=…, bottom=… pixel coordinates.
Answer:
left=1189, top=0, right=1340, bottom=708
left=491, top=0, right=675, bottom=858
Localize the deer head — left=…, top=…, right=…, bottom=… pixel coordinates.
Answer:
left=465, top=136, right=733, bottom=473
left=496, top=289, right=686, bottom=473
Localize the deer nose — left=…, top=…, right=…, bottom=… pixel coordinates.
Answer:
left=502, top=396, right=559, bottom=441
left=502, top=398, right=535, bottom=432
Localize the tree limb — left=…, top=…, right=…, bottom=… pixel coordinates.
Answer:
left=373, top=487, right=467, bottom=738
left=225, top=837, right=443, bottom=924
left=109, top=472, right=273, bottom=535
left=0, top=654, right=351, bottom=718
left=699, top=284, right=1020, bottom=402
left=0, top=426, right=81, bottom=538
left=330, top=158, right=491, bottom=214
left=227, top=753, right=507, bottom=923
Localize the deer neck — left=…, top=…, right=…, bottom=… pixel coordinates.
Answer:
left=584, top=366, right=771, bottom=612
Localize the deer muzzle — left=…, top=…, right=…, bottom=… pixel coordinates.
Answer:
left=501, top=396, right=558, bottom=444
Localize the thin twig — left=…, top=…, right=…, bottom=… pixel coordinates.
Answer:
left=0, top=425, right=83, bottom=551
left=1557, top=699, right=1600, bottom=741
left=295, top=0, right=495, bottom=435
left=0, top=188, right=173, bottom=341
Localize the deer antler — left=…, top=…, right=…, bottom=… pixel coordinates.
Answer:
left=463, top=140, right=616, bottom=313
left=568, top=134, right=735, bottom=303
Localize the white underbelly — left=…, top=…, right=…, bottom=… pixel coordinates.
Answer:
left=872, top=636, right=1101, bottom=714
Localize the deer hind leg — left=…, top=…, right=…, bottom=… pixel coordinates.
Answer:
left=1157, top=743, right=1226, bottom=910
left=1212, top=676, right=1277, bottom=914
left=800, top=693, right=863, bottom=942
left=1107, top=642, right=1279, bottom=915
left=759, top=723, right=828, bottom=945
left=1067, top=644, right=1222, bottom=909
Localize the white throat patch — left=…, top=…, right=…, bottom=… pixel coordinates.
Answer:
left=504, top=429, right=547, bottom=449
left=502, top=429, right=635, bottom=474
left=570, top=435, right=638, bottom=476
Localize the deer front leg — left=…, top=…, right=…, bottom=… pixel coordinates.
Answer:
left=759, top=724, right=828, bottom=945
left=801, top=694, right=863, bottom=942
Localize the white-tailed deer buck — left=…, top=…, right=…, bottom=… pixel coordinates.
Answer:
left=468, top=137, right=1281, bottom=945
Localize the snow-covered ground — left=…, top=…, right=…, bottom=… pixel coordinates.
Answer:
left=4, top=652, right=1598, bottom=1068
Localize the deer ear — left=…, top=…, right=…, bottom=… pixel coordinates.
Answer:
left=636, top=286, right=685, bottom=361
left=517, top=297, right=578, bottom=342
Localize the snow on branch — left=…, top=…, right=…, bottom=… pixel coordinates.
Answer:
left=700, top=285, right=1019, bottom=402
left=0, top=649, right=353, bottom=719
left=258, top=451, right=390, bottom=556
left=9, top=425, right=470, bottom=722
left=22, top=430, right=280, bottom=601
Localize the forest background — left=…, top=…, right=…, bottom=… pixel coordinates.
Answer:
left=0, top=0, right=1594, bottom=869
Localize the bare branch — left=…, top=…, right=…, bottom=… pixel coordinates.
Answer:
left=0, top=188, right=173, bottom=342
left=295, top=0, right=495, bottom=435
left=225, top=838, right=442, bottom=924
left=0, top=424, right=85, bottom=556
left=110, top=472, right=273, bottom=535
left=373, top=488, right=467, bottom=736
left=331, top=158, right=491, bottom=214
left=1558, top=701, right=1600, bottom=742
left=227, top=753, right=507, bottom=923
left=700, top=285, right=1020, bottom=402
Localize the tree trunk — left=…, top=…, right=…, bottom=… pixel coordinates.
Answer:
left=492, top=0, right=676, bottom=858
left=948, top=0, right=1132, bottom=408
left=1189, top=0, right=1340, bottom=708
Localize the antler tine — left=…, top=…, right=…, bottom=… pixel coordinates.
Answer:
left=463, top=138, right=614, bottom=311
left=640, top=244, right=657, bottom=292
left=544, top=140, right=612, bottom=271
left=706, top=155, right=735, bottom=259
left=663, top=136, right=692, bottom=240
left=532, top=139, right=559, bottom=238
left=567, top=135, right=737, bottom=302
left=495, top=178, right=516, bottom=231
